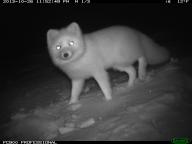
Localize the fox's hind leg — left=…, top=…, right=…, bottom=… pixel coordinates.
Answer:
left=138, top=56, right=147, bottom=80
left=115, top=65, right=136, bottom=87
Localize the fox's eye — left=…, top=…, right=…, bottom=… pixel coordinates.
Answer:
left=56, top=45, right=61, bottom=50
left=68, top=41, right=75, bottom=47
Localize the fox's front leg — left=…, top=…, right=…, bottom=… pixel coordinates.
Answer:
left=69, top=79, right=85, bottom=104
left=93, top=70, right=112, bottom=101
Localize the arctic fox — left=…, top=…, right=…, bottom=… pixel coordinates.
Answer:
left=47, top=22, right=170, bottom=104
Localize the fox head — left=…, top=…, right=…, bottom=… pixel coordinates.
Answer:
left=47, top=22, right=86, bottom=66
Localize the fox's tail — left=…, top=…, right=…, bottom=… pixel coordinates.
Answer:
left=141, top=33, right=170, bottom=65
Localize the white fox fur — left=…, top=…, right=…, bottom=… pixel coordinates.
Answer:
left=47, top=22, right=170, bottom=104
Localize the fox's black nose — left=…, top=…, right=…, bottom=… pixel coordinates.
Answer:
left=63, top=52, right=69, bottom=58
left=60, top=50, right=72, bottom=60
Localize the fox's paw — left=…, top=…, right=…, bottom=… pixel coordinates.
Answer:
left=68, top=103, right=82, bottom=111
left=127, top=80, right=135, bottom=87
left=138, top=74, right=152, bottom=83
left=104, top=95, right=112, bottom=101
left=139, top=73, right=147, bottom=81
left=69, top=99, right=79, bottom=105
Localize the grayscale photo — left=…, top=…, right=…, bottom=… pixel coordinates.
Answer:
left=1, top=0, right=192, bottom=141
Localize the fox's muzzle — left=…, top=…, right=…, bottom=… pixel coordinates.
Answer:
left=59, top=49, right=73, bottom=60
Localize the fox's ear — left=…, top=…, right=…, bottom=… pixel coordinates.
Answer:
left=47, top=29, right=59, bottom=47
left=66, top=22, right=81, bottom=34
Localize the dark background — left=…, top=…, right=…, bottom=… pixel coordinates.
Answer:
left=1, top=2, right=192, bottom=92
left=1, top=2, right=192, bottom=139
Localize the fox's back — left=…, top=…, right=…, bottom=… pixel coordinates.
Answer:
left=85, top=26, right=145, bottom=68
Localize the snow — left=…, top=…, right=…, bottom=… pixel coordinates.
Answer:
left=1, top=60, right=192, bottom=140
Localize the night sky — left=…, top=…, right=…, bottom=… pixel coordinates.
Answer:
left=1, top=2, right=192, bottom=90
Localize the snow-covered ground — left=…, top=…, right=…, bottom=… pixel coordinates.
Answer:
left=1, top=58, right=192, bottom=141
